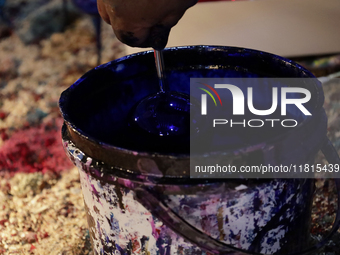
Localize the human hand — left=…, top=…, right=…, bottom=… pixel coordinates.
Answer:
left=97, top=0, right=198, bottom=50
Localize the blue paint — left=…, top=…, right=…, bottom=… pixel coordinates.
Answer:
left=133, top=91, right=191, bottom=136
left=59, top=46, right=322, bottom=155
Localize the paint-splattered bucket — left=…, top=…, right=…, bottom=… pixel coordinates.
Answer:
left=59, top=46, right=340, bottom=255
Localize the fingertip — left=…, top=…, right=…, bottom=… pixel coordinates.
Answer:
left=97, top=0, right=111, bottom=25
left=114, top=30, right=142, bottom=47
left=148, top=25, right=171, bottom=50
left=150, top=36, right=169, bottom=50
left=111, top=24, right=170, bottom=49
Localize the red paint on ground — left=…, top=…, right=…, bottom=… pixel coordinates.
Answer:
left=30, top=244, right=36, bottom=252
left=0, top=117, right=73, bottom=176
left=0, top=111, right=7, bottom=120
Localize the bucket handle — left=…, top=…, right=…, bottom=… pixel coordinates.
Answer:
left=134, top=138, right=340, bottom=255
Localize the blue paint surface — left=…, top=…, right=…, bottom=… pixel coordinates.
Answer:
left=59, top=46, right=321, bottom=155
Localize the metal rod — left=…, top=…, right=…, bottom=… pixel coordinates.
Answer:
left=154, top=49, right=166, bottom=93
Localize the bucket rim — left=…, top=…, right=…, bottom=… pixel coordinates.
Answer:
left=59, top=45, right=325, bottom=177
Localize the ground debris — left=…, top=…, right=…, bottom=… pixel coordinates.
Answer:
left=0, top=167, right=91, bottom=255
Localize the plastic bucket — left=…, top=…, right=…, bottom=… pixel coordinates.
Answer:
left=59, top=46, right=340, bottom=255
